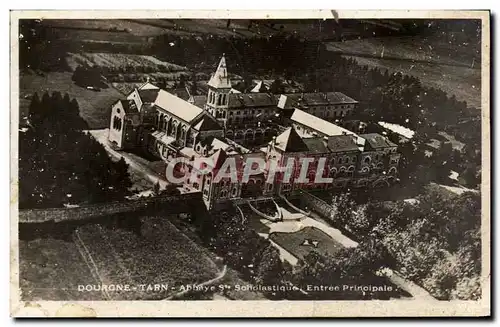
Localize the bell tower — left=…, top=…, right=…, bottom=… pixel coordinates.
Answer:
left=206, top=54, right=231, bottom=121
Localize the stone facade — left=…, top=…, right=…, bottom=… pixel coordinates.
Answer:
left=107, top=55, right=401, bottom=210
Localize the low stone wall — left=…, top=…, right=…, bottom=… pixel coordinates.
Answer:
left=296, top=191, right=336, bottom=222
left=18, top=193, right=203, bottom=224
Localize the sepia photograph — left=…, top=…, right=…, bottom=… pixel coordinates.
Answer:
left=10, top=10, right=490, bottom=317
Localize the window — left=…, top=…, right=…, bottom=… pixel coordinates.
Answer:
left=116, top=108, right=121, bottom=114
left=113, top=116, right=122, bottom=131
left=364, top=156, right=371, bottom=164
left=352, top=156, right=357, bottom=163
left=237, top=111, right=241, bottom=115
left=232, top=187, right=237, bottom=196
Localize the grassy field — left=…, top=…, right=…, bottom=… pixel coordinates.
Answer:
left=74, top=216, right=220, bottom=300
left=269, top=226, right=344, bottom=262
left=19, top=238, right=104, bottom=301
left=41, top=19, right=172, bottom=37
left=20, top=71, right=122, bottom=129
left=326, top=35, right=481, bottom=109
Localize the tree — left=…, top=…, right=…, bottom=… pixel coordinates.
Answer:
left=254, top=245, right=284, bottom=286
left=331, top=192, right=356, bottom=229
left=451, top=275, right=481, bottom=300
left=190, top=72, right=198, bottom=95
left=19, top=93, right=132, bottom=208
left=111, top=157, right=132, bottom=197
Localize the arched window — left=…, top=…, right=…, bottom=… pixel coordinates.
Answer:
left=364, top=156, right=371, bottom=164
left=329, top=158, right=336, bottom=166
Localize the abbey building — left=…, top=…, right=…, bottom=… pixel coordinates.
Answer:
left=108, top=55, right=401, bottom=209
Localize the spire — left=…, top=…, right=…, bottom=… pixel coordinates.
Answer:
left=208, top=54, right=231, bottom=89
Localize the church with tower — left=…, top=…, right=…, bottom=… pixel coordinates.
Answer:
left=107, top=55, right=400, bottom=209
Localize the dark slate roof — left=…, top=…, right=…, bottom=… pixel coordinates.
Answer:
left=302, top=137, right=329, bottom=154
left=228, top=93, right=279, bottom=109
left=327, top=135, right=361, bottom=153
left=361, top=133, right=397, bottom=150
left=138, top=89, right=160, bottom=103
left=274, top=127, right=309, bottom=152
left=191, top=113, right=222, bottom=131
left=282, top=92, right=358, bottom=109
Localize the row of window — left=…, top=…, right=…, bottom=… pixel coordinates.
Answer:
left=208, top=91, right=228, bottom=106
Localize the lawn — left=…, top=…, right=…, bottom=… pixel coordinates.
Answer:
left=19, top=238, right=104, bottom=301
left=269, top=226, right=344, bottom=262
left=74, top=216, right=220, bottom=300
left=20, top=71, right=122, bottom=129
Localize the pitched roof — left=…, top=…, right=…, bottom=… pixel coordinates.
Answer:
left=327, top=135, right=361, bottom=153
left=208, top=148, right=228, bottom=169
left=281, top=92, right=358, bottom=109
left=273, top=127, right=309, bottom=152
left=302, top=137, right=329, bottom=154
left=208, top=55, right=231, bottom=89
left=118, top=99, right=139, bottom=114
left=191, top=113, right=222, bottom=131
left=138, top=82, right=160, bottom=90
left=227, top=93, right=278, bottom=109
left=290, top=109, right=356, bottom=137
left=138, top=89, right=160, bottom=103
left=361, top=133, right=397, bottom=150
left=250, top=80, right=267, bottom=93
left=154, top=89, right=203, bottom=123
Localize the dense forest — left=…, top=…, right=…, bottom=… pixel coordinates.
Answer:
left=19, top=93, right=132, bottom=209
left=330, top=187, right=481, bottom=300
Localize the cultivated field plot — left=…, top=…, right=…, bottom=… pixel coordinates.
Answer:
left=19, top=71, right=122, bottom=129
left=41, top=19, right=171, bottom=38
left=74, top=216, right=220, bottom=300
left=326, top=35, right=481, bottom=108
left=269, top=227, right=344, bottom=262
left=19, top=238, right=104, bottom=301
left=66, top=52, right=187, bottom=72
